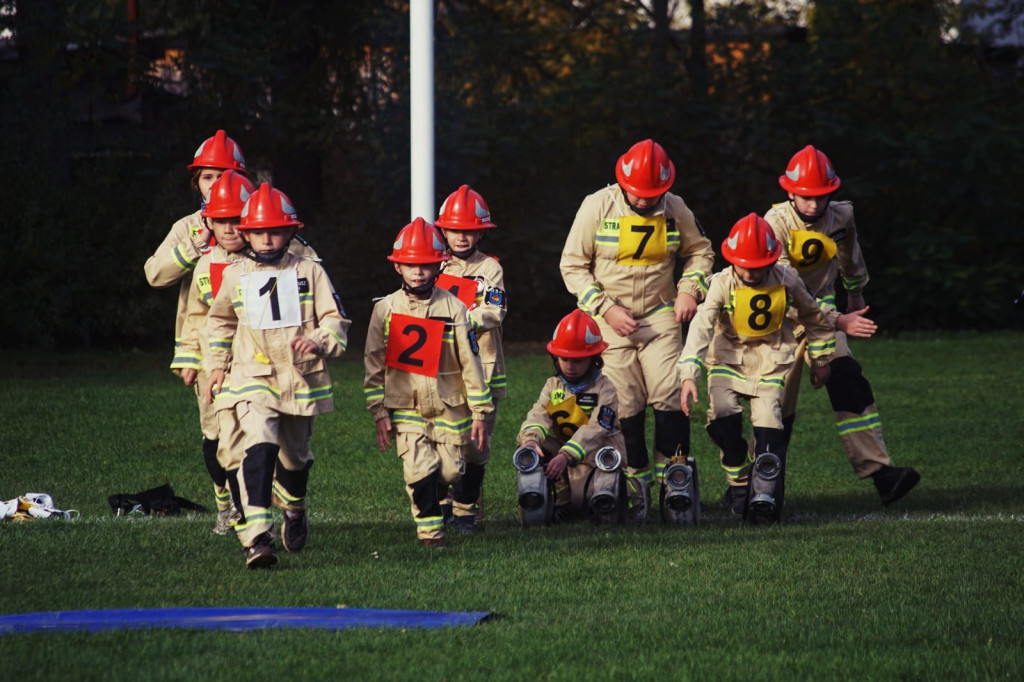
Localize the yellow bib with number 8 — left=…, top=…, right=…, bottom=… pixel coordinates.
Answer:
left=616, top=215, right=667, bottom=266
left=787, top=230, right=837, bottom=273
left=732, top=285, right=786, bottom=337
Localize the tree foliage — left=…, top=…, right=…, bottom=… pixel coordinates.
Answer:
left=1, top=0, right=1021, bottom=350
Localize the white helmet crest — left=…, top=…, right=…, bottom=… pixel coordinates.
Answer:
left=193, top=140, right=208, bottom=159
left=766, top=232, right=777, bottom=251
left=431, top=232, right=445, bottom=251
left=393, top=234, right=405, bottom=250
left=726, top=234, right=739, bottom=250
left=280, top=195, right=297, bottom=218
left=659, top=163, right=671, bottom=182
left=584, top=327, right=602, bottom=345
left=239, top=186, right=252, bottom=204
left=826, top=163, right=835, bottom=180
left=475, top=199, right=490, bottom=220
left=786, top=165, right=801, bottom=182
left=620, top=159, right=635, bottom=178
left=240, top=199, right=250, bottom=218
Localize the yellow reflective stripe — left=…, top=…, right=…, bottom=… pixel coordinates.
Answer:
left=272, top=481, right=302, bottom=504
left=836, top=412, right=881, bottom=436
left=520, top=423, right=549, bottom=439
left=709, top=366, right=747, bottom=382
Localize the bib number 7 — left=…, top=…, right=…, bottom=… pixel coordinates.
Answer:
left=616, top=215, right=667, bottom=266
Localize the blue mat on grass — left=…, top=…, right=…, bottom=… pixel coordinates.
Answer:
left=0, top=607, right=492, bottom=634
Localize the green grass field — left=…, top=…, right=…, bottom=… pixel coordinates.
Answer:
left=1, top=333, right=1022, bottom=680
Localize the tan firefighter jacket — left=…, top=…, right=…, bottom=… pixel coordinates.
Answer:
left=203, top=252, right=350, bottom=416
left=363, top=287, right=494, bottom=445
left=517, top=372, right=624, bottom=465
left=764, top=200, right=869, bottom=326
left=439, top=249, right=507, bottom=399
left=560, top=185, right=714, bottom=319
left=678, top=265, right=835, bottom=395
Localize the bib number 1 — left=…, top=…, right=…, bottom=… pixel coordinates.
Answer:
left=241, top=269, right=301, bottom=330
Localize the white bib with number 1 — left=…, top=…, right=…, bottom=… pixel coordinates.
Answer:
left=241, top=269, right=301, bottom=330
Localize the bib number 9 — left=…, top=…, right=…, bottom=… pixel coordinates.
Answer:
left=787, top=230, right=837, bottom=273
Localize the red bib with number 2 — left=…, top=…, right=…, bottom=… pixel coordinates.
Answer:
left=385, top=314, right=445, bottom=377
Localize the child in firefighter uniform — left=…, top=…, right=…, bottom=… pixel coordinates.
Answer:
left=203, top=183, right=350, bottom=568
left=516, top=309, right=634, bottom=522
left=678, top=214, right=837, bottom=521
left=174, top=170, right=255, bottom=533
left=560, top=139, right=714, bottom=516
left=363, top=218, right=494, bottom=546
left=435, top=185, right=507, bottom=521
left=145, top=130, right=248, bottom=527
left=763, top=145, right=920, bottom=505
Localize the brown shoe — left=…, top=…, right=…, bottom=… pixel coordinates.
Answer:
left=245, top=532, right=278, bottom=569
left=281, top=509, right=310, bottom=553
left=419, top=537, right=445, bottom=548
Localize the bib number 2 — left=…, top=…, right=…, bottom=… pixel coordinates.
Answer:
left=386, top=314, right=445, bottom=377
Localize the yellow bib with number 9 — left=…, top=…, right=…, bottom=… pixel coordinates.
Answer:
left=546, top=395, right=589, bottom=441
left=787, top=230, right=837, bottom=273
left=616, top=215, right=667, bottom=266
left=732, top=285, right=786, bottom=337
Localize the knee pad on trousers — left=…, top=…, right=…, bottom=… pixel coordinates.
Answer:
left=653, top=409, right=690, bottom=458
left=242, top=443, right=280, bottom=509
left=226, top=468, right=245, bottom=522
left=202, top=437, right=227, bottom=487
left=453, top=462, right=486, bottom=505
left=409, top=470, right=442, bottom=519
left=274, top=459, right=313, bottom=500
left=620, top=412, right=649, bottom=470
left=752, top=427, right=788, bottom=458
left=826, top=356, right=875, bottom=414
left=706, top=413, right=747, bottom=468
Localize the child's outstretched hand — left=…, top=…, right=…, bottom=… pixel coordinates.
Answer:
left=545, top=452, right=569, bottom=480
left=375, top=416, right=393, bottom=451
left=680, top=378, right=699, bottom=416
left=838, top=306, right=877, bottom=338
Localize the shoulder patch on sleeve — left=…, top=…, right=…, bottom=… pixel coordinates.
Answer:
left=485, top=288, right=506, bottom=307
left=597, top=405, right=615, bottom=430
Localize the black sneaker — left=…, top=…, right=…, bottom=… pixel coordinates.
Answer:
left=245, top=532, right=278, bottom=569
left=454, top=515, right=479, bottom=534
left=722, top=486, right=748, bottom=519
left=440, top=502, right=454, bottom=527
left=872, top=466, right=921, bottom=506
left=281, top=509, right=310, bottom=552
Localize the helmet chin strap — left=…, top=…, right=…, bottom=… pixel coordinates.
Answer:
left=450, top=246, right=477, bottom=259
left=622, top=187, right=663, bottom=216
left=244, top=245, right=289, bottom=264
left=791, top=195, right=831, bottom=223
left=402, top=279, right=436, bottom=297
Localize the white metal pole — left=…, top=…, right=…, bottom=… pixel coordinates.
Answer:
left=410, top=0, right=435, bottom=222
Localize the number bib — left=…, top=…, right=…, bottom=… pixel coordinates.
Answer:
left=436, top=273, right=479, bottom=309
left=732, top=285, right=786, bottom=337
left=787, top=230, right=837, bottom=273
left=385, top=314, right=444, bottom=377
left=208, top=262, right=229, bottom=298
left=241, top=269, right=302, bottom=330
left=616, top=215, right=667, bottom=266
left=545, top=395, right=589, bottom=441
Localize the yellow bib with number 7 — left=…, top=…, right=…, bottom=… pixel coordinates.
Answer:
left=732, top=285, right=786, bottom=337
left=616, top=215, right=667, bottom=266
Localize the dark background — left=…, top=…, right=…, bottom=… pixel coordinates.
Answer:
left=2, top=0, right=1022, bottom=351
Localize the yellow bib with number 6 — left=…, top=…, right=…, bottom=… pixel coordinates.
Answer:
left=546, top=395, right=590, bottom=441
left=732, top=285, right=786, bottom=337
left=616, top=215, right=667, bottom=266
left=787, top=230, right=837, bottom=273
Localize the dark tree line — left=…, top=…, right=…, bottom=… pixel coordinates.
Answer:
left=2, top=0, right=1021, bottom=351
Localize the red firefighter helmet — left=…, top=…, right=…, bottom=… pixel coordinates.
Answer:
left=547, top=309, right=608, bottom=358
left=778, top=145, right=841, bottom=196
left=187, top=130, right=249, bottom=175
left=238, top=182, right=303, bottom=230
left=388, top=218, right=450, bottom=263
left=202, top=170, right=256, bottom=219
left=615, top=139, right=675, bottom=198
left=721, top=214, right=782, bottom=268
left=435, top=185, right=496, bottom=230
